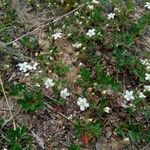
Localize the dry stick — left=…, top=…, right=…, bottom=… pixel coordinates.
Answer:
left=0, top=77, right=16, bottom=130
left=140, top=143, right=150, bottom=150
left=44, top=102, right=75, bottom=124
left=0, top=45, right=32, bottom=61
left=3, top=3, right=85, bottom=47
left=2, top=107, right=21, bottom=129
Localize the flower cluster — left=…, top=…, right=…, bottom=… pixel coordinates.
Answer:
left=17, top=62, right=38, bottom=73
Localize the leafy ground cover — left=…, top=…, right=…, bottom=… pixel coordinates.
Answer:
left=0, top=0, right=150, bottom=149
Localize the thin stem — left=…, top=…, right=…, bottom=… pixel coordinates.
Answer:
left=0, top=76, right=16, bottom=130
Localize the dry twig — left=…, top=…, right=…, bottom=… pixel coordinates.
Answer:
left=0, top=3, right=85, bottom=47
left=0, top=76, right=16, bottom=130
left=45, top=102, right=75, bottom=124
left=2, top=107, right=21, bottom=129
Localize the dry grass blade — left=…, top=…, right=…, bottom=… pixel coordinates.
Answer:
left=0, top=76, right=16, bottom=130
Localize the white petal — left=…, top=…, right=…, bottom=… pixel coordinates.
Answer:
left=77, top=100, right=82, bottom=106
left=84, top=102, right=89, bottom=108
left=80, top=105, right=85, bottom=111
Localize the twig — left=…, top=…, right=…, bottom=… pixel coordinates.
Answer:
left=59, top=141, right=69, bottom=147
left=0, top=76, right=16, bottom=130
left=0, top=108, right=11, bottom=111
left=140, top=143, right=150, bottom=150
left=45, top=102, right=75, bottom=124
left=31, top=130, right=45, bottom=149
left=2, top=107, right=21, bottom=129
left=0, top=45, right=32, bottom=61
left=0, top=3, right=85, bottom=47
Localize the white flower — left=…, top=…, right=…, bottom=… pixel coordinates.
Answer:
left=79, top=62, right=84, bottom=66
left=32, top=62, right=38, bottom=70
left=92, top=0, right=99, bottom=4
left=87, top=5, right=94, bottom=10
left=104, top=107, right=111, bottom=113
left=145, top=73, right=150, bottom=81
left=108, top=13, right=115, bottom=19
left=138, top=92, right=146, bottom=99
left=86, top=28, right=96, bottom=37
left=44, top=78, right=55, bottom=88
left=146, top=66, right=150, bottom=72
left=60, top=88, right=70, bottom=99
left=77, top=97, right=89, bottom=111
left=52, top=32, right=62, bottom=40
left=123, top=137, right=130, bottom=144
left=144, top=85, right=150, bottom=92
left=144, top=2, right=150, bottom=9
left=72, top=42, right=82, bottom=48
left=124, top=90, right=135, bottom=101
left=17, top=62, right=32, bottom=73
left=13, top=42, right=19, bottom=48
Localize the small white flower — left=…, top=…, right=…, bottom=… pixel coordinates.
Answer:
left=79, top=62, right=84, bottom=66
left=104, top=107, right=111, bottom=113
left=144, top=85, right=150, bottom=92
left=138, top=92, right=146, bottom=99
left=146, top=66, right=150, bottom=72
left=52, top=32, right=62, bottom=40
left=145, top=73, right=150, bottom=82
left=44, top=78, right=55, bottom=88
left=32, top=62, right=38, bottom=70
left=86, top=28, right=96, bottom=37
left=123, top=137, right=130, bottom=144
left=77, top=97, right=89, bottom=111
left=60, top=88, right=70, bottom=99
left=124, top=90, right=135, bottom=101
left=87, top=5, right=94, bottom=10
left=72, top=42, right=82, bottom=48
left=17, top=62, right=32, bottom=73
left=144, top=2, right=150, bottom=9
left=108, top=13, right=115, bottom=19
left=13, top=42, right=19, bottom=48
left=92, top=0, right=99, bottom=4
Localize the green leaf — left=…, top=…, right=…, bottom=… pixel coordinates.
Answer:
left=69, top=144, right=81, bottom=150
